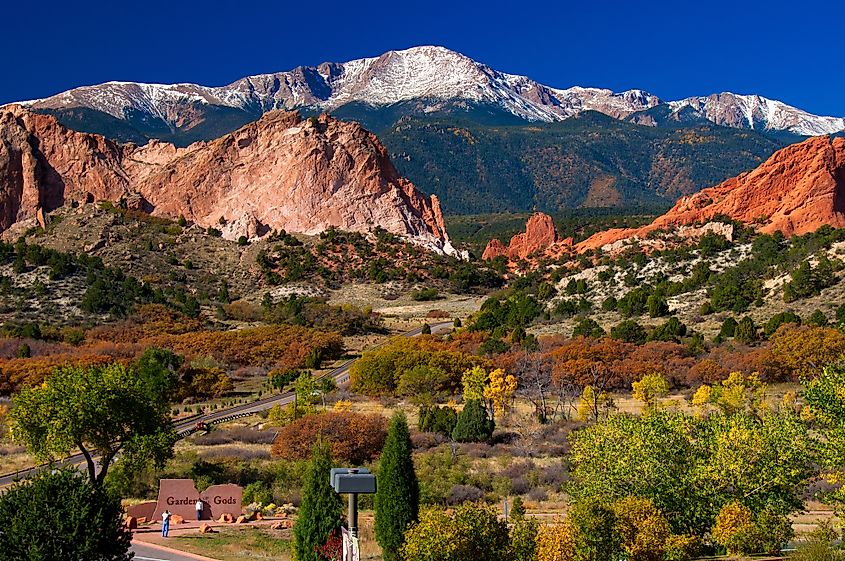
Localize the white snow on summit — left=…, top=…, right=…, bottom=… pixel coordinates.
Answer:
left=12, top=46, right=845, bottom=136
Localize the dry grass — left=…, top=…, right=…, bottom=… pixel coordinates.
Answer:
left=142, top=516, right=384, bottom=561
left=0, top=444, right=35, bottom=474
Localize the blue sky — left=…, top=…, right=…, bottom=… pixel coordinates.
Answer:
left=2, top=0, right=843, bottom=115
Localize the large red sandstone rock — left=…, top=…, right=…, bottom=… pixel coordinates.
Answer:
left=0, top=106, right=456, bottom=254
left=578, top=136, right=845, bottom=251
left=483, top=213, right=562, bottom=260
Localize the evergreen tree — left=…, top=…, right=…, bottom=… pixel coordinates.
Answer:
left=808, top=309, right=829, bottom=327
left=719, top=317, right=738, bottom=339
left=375, top=412, right=419, bottom=561
left=293, top=441, right=343, bottom=561
left=452, top=399, right=495, bottom=442
left=610, top=320, right=647, bottom=344
left=646, top=294, right=669, bottom=318
left=735, top=316, right=758, bottom=345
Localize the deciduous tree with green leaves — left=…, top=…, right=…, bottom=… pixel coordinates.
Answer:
left=803, top=364, right=845, bottom=509
left=401, top=503, right=510, bottom=561
left=8, top=361, right=176, bottom=486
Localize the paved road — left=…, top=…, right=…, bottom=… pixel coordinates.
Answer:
left=131, top=541, right=210, bottom=561
left=0, top=321, right=453, bottom=487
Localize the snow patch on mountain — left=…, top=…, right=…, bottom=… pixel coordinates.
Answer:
left=669, top=93, right=845, bottom=136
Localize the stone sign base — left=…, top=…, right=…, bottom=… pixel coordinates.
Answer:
left=152, top=479, right=243, bottom=522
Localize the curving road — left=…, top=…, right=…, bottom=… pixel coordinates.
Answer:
left=0, top=321, right=453, bottom=487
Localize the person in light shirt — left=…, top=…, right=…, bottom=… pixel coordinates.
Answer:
left=196, top=499, right=204, bottom=521
left=161, top=510, right=171, bottom=537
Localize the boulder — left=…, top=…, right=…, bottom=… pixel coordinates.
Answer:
left=124, top=516, right=138, bottom=530
left=170, top=514, right=184, bottom=524
left=218, top=513, right=234, bottom=523
left=199, top=523, right=217, bottom=534
left=236, top=515, right=249, bottom=524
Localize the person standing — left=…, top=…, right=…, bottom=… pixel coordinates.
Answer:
left=195, top=499, right=204, bottom=521
left=161, top=510, right=171, bottom=538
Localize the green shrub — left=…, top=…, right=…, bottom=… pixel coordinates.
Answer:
left=401, top=503, right=510, bottom=561
left=243, top=481, right=273, bottom=505
left=452, top=400, right=494, bottom=443
left=647, top=317, right=687, bottom=343
left=611, top=320, right=647, bottom=344
left=735, top=316, right=758, bottom=344
left=411, top=287, right=440, bottom=301
left=719, top=317, right=738, bottom=338
left=764, top=311, right=801, bottom=338
left=647, top=294, right=669, bottom=318
left=573, top=318, right=605, bottom=338
left=808, top=309, right=829, bottom=327
left=569, top=499, right=622, bottom=561
left=0, top=469, right=132, bottom=561
left=418, top=405, right=458, bottom=436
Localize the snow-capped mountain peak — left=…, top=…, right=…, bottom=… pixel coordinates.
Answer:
left=13, top=46, right=845, bottom=137
left=668, top=92, right=845, bottom=136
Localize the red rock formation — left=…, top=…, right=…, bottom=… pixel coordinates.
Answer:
left=0, top=106, right=457, bottom=254
left=578, top=136, right=845, bottom=251
left=483, top=212, right=565, bottom=260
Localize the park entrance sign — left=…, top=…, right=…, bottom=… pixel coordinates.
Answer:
left=152, top=479, right=243, bottom=521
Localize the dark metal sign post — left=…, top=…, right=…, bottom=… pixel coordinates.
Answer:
left=330, top=467, right=377, bottom=561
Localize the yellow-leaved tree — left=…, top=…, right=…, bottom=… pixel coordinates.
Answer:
left=484, top=368, right=517, bottom=418
left=631, top=372, right=669, bottom=410
left=536, top=520, right=576, bottom=561
left=461, top=365, right=489, bottom=402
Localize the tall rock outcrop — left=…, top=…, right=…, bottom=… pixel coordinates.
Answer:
left=0, top=106, right=457, bottom=255
left=483, top=213, right=571, bottom=260
left=578, top=136, right=845, bottom=251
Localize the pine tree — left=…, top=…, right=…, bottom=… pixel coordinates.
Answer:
left=735, top=316, right=758, bottom=344
left=375, top=412, right=419, bottom=561
left=293, top=440, right=343, bottom=561
left=452, top=399, right=495, bottom=442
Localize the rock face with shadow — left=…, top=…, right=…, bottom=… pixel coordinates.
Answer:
left=0, top=106, right=458, bottom=255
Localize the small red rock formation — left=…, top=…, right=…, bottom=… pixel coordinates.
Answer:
left=483, top=212, right=565, bottom=260
left=482, top=213, right=574, bottom=262
left=578, top=136, right=845, bottom=251
left=0, top=105, right=457, bottom=254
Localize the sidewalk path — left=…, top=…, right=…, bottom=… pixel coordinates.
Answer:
left=131, top=540, right=220, bottom=561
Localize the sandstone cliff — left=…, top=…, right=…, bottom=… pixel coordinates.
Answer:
left=482, top=213, right=571, bottom=261
left=578, top=136, right=845, bottom=251
left=0, top=106, right=457, bottom=255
